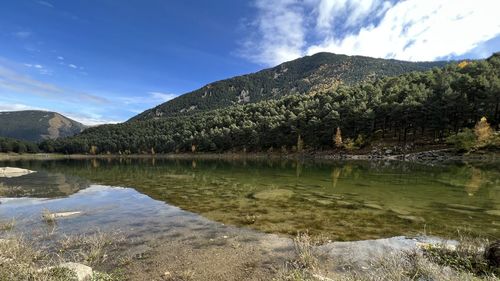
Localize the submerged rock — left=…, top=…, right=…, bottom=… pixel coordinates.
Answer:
left=486, top=210, right=500, bottom=216
left=363, top=203, right=384, bottom=210
left=390, top=208, right=412, bottom=215
left=0, top=167, right=35, bottom=178
left=397, top=215, right=425, bottom=223
left=253, top=189, right=294, bottom=201
left=58, top=262, right=93, bottom=281
left=336, top=200, right=355, bottom=207
left=446, top=203, right=482, bottom=211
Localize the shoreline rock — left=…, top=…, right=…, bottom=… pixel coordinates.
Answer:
left=0, top=167, right=36, bottom=178
left=58, top=262, right=93, bottom=281
left=318, top=236, right=458, bottom=270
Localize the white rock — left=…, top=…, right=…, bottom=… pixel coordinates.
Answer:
left=43, top=211, right=82, bottom=220
left=0, top=167, right=35, bottom=178
left=318, top=236, right=458, bottom=270
left=58, top=262, right=93, bottom=281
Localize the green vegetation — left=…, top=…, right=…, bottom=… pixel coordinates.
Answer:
left=447, top=117, right=500, bottom=152
left=45, top=53, right=499, bottom=154
left=0, top=136, right=40, bottom=153
left=0, top=110, right=86, bottom=142
left=132, top=52, right=446, bottom=121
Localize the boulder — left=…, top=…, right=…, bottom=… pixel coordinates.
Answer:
left=0, top=167, right=35, bottom=178
left=58, top=262, right=93, bottom=281
left=486, top=210, right=500, bottom=217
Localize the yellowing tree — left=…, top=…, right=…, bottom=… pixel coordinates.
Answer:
left=334, top=127, right=343, bottom=148
left=457, top=61, right=469, bottom=69
left=474, top=117, right=493, bottom=143
left=297, top=134, right=304, bottom=153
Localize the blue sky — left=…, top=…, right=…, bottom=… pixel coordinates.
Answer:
left=1, top=0, right=499, bottom=124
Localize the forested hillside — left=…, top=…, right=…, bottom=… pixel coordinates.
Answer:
left=42, top=53, right=499, bottom=154
left=131, top=52, right=446, bottom=121
left=0, top=111, right=86, bottom=142
left=0, top=137, right=40, bottom=153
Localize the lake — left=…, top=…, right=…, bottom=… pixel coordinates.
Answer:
left=1, top=158, right=499, bottom=241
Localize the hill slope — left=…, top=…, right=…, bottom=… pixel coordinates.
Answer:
left=131, top=52, right=446, bottom=121
left=46, top=53, right=499, bottom=154
left=0, top=110, right=87, bottom=142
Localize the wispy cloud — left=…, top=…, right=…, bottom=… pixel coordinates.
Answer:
left=0, top=102, right=48, bottom=112
left=149, top=92, right=177, bottom=102
left=62, top=112, right=122, bottom=126
left=68, top=64, right=77, bottom=69
left=37, top=1, right=54, bottom=8
left=0, top=101, right=120, bottom=126
left=120, top=92, right=178, bottom=105
left=242, top=0, right=500, bottom=65
left=13, top=31, right=32, bottom=39
left=0, top=61, right=108, bottom=104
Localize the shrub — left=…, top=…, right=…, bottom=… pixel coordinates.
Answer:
left=447, top=128, right=476, bottom=151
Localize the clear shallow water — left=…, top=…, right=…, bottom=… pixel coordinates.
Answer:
left=0, top=158, right=499, bottom=241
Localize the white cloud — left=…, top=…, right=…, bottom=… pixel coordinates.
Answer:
left=240, top=0, right=306, bottom=65
left=243, top=0, right=500, bottom=65
left=62, top=112, right=122, bottom=126
left=0, top=102, right=48, bottom=112
left=24, top=63, right=43, bottom=69
left=118, top=92, right=177, bottom=106
left=57, top=56, right=64, bottom=60
left=68, top=64, right=78, bottom=69
left=149, top=92, right=177, bottom=102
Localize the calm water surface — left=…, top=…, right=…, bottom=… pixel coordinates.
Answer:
left=1, top=158, right=499, bottom=241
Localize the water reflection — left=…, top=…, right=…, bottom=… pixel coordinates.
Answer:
left=0, top=158, right=499, bottom=240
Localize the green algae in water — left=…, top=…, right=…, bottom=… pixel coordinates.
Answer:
left=1, top=158, right=499, bottom=241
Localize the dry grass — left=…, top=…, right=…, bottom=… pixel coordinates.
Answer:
left=58, top=230, right=125, bottom=266
left=0, top=232, right=125, bottom=281
left=423, top=234, right=499, bottom=278
left=274, top=233, right=500, bottom=281
left=0, top=236, right=77, bottom=281
left=41, top=208, right=57, bottom=225
left=0, top=218, right=15, bottom=231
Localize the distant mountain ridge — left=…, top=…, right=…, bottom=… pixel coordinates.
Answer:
left=0, top=110, right=87, bottom=142
left=131, top=52, right=447, bottom=121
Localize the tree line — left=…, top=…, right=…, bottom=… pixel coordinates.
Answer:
left=36, top=53, right=499, bottom=154
left=0, top=137, right=40, bottom=153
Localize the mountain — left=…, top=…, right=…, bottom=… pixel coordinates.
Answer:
left=131, top=52, right=447, bottom=121
left=46, top=53, right=499, bottom=155
left=0, top=110, right=87, bottom=142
